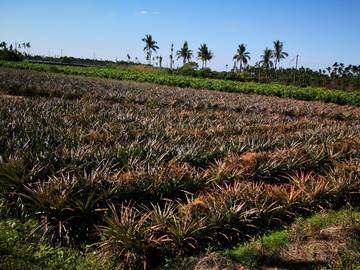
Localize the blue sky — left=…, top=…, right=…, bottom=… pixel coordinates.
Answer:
left=1, top=0, right=359, bottom=71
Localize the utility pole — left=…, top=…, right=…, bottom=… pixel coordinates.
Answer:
left=61, top=49, right=63, bottom=58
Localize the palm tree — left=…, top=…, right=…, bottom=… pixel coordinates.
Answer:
left=326, top=66, right=332, bottom=75
left=233, top=44, right=251, bottom=72
left=260, top=48, right=274, bottom=69
left=0, top=41, right=7, bottom=50
left=273, top=40, right=288, bottom=69
left=142, top=34, right=159, bottom=65
left=169, top=43, right=174, bottom=70
left=26, top=42, right=31, bottom=55
left=176, top=41, right=193, bottom=65
left=197, top=44, right=213, bottom=69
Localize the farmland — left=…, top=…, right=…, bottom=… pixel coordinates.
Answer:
left=1, top=60, right=360, bottom=106
left=0, top=67, right=360, bottom=269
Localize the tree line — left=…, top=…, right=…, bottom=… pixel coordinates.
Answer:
left=0, top=41, right=31, bottom=61
left=1, top=37, right=359, bottom=91
left=142, top=35, right=289, bottom=71
left=140, top=34, right=360, bottom=90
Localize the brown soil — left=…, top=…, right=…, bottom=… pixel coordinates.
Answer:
left=260, top=224, right=360, bottom=270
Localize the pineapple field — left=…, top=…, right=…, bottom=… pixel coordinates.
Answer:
left=0, top=67, right=359, bottom=269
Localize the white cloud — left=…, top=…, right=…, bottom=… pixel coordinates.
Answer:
left=140, top=10, right=148, bottom=15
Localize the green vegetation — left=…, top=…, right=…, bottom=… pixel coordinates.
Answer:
left=223, top=210, right=360, bottom=269
left=0, top=218, right=112, bottom=270
left=2, top=37, right=360, bottom=91
left=1, top=60, right=360, bottom=106
left=0, top=67, right=359, bottom=269
left=224, top=230, right=289, bottom=269
left=0, top=41, right=27, bottom=61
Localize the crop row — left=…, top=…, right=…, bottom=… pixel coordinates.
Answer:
left=1, top=160, right=359, bottom=269
left=1, top=61, right=360, bottom=106
left=0, top=68, right=359, bottom=268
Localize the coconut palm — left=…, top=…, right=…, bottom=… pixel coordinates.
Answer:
left=273, top=40, right=288, bottom=69
left=169, top=43, right=174, bottom=70
left=0, top=41, right=7, bottom=49
left=142, top=34, right=159, bottom=65
left=260, top=48, right=274, bottom=69
left=176, top=41, right=193, bottom=65
left=197, top=44, right=213, bottom=69
left=233, top=44, right=251, bottom=72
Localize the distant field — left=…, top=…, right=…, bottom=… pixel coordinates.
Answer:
left=0, top=68, right=359, bottom=269
left=1, top=60, right=360, bottom=106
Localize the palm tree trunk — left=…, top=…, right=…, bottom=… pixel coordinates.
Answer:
left=258, top=69, right=261, bottom=81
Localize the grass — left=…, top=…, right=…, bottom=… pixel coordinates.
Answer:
left=1, top=60, right=360, bottom=106
left=0, top=67, right=359, bottom=269
left=222, top=210, right=360, bottom=269
left=224, top=230, right=289, bottom=269
left=0, top=218, right=113, bottom=270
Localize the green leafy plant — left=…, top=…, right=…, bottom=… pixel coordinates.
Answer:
left=99, top=204, right=171, bottom=270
